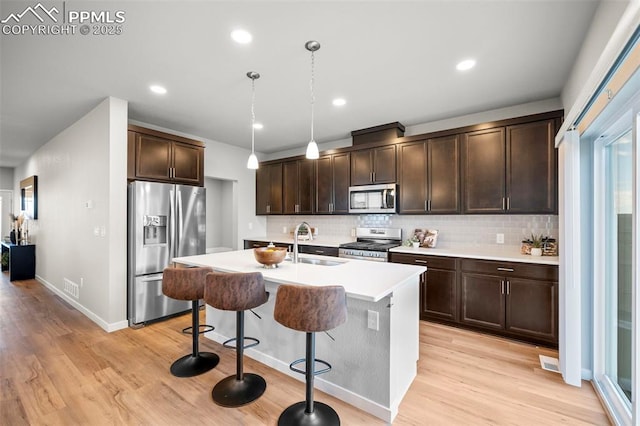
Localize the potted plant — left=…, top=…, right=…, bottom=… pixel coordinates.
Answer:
left=530, top=233, right=543, bottom=256
left=410, top=235, right=420, bottom=248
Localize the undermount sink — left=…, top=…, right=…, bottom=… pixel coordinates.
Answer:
left=287, top=257, right=346, bottom=266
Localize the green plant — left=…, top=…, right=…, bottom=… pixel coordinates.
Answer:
left=530, top=233, right=544, bottom=248
left=1, top=252, right=8, bottom=268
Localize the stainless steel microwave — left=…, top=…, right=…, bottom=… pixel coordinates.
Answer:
left=348, top=184, right=397, bottom=214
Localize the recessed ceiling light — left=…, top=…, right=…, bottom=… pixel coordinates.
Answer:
left=150, top=85, right=167, bottom=95
left=231, top=29, right=252, bottom=44
left=456, top=59, right=476, bottom=71
left=332, top=98, right=346, bottom=107
left=253, top=123, right=263, bottom=130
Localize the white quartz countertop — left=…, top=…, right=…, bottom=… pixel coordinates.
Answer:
left=173, top=249, right=425, bottom=302
left=390, top=244, right=559, bottom=265
left=243, top=235, right=353, bottom=248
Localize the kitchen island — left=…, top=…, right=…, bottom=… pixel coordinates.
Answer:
left=173, top=249, right=425, bottom=423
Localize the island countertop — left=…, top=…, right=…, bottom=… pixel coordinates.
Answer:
left=173, top=249, right=425, bottom=302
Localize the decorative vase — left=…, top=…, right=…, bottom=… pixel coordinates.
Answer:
left=9, top=229, right=16, bottom=244
left=531, top=247, right=542, bottom=256
left=412, top=242, right=420, bottom=248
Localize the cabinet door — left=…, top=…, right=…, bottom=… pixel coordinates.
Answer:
left=460, top=272, right=505, bottom=330
left=268, top=163, right=283, bottom=214
left=372, top=145, right=396, bottom=183
left=315, top=156, right=333, bottom=214
left=332, top=153, right=351, bottom=213
left=428, top=135, right=460, bottom=213
left=350, top=149, right=373, bottom=186
left=506, top=120, right=557, bottom=213
left=283, top=161, right=299, bottom=214
left=172, top=141, right=203, bottom=186
left=255, top=166, right=270, bottom=215
left=462, top=128, right=506, bottom=213
left=423, top=268, right=457, bottom=322
left=135, top=134, right=172, bottom=181
left=283, top=160, right=314, bottom=214
left=506, top=277, right=558, bottom=343
left=298, top=160, right=313, bottom=214
left=256, top=164, right=282, bottom=215
left=398, top=141, right=427, bottom=213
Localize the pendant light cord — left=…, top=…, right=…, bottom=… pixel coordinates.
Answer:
left=251, top=77, right=256, bottom=153
left=310, top=49, right=315, bottom=143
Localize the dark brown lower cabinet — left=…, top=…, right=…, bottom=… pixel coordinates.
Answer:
left=460, top=258, right=558, bottom=345
left=389, top=253, right=457, bottom=322
left=390, top=253, right=558, bottom=346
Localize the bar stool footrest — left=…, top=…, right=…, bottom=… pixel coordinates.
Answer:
left=182, top=324, right=215, bottom=335
left=223, top=336, right=260, bottom=350
left=277, top=400, right=340, bottom=426
left=289, top=358, right=332, bottom=376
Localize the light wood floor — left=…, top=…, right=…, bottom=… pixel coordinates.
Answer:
left=1, top=273, right=609, bottom=425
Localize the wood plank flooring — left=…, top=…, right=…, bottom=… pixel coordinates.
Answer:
left=1, top=273, right=609, bottom=425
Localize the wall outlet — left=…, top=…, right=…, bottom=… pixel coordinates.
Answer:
left=367, top=310, right=379, bottom=331
left=496, top=233, right=504, bottom=244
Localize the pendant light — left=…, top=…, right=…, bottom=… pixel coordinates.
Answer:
left=305, top=40, right=320, bottom=159
left=246, top=71, right=260, bottom=169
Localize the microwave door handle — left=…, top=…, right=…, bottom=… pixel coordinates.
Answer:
left=382, top=189, right=387, bottom=208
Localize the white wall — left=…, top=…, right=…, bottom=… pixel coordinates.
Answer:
left=263, top=98, right=563, bottom=161
left=129, top=120, right=266, bottom=249
left=13, top=97, right=128, bottom=331
left=0, top=167, right=14, bottom=190
left=204, top=177, right=223, bottom=248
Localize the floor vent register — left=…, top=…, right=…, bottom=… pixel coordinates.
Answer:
left=539, top=355, right=560, bottom=373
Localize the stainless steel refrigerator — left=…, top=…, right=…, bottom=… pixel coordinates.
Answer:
left=128, top=181, right=206, bottom=327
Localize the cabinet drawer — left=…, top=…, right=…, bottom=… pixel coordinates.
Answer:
left=390, top=253, right=456, bottom=270
left=460, top=259, right=558, bottom=281
left=298, top=245, right=339, bottom=257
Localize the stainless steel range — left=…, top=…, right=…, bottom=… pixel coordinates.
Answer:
left=338, top=228, right=402, bottom=262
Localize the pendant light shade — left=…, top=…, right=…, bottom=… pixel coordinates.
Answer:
left=246, top=71, right=260, bottom=170
left=305, top=40, right=321, bottom=160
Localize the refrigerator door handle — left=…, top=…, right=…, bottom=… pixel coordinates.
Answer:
left=140, top=273, right=164, bottom=283
left=169, top=187, right=176, bottom=258
left=176, top=187, right=183, bottom=255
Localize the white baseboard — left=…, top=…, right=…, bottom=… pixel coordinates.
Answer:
left=582, top=368, right=593, bottom=381
left=205, top=331, right=393, bottom=423
left=35, top=275, right=127, bottom=333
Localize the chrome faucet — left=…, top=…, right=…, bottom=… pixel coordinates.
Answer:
left=293, top=221, right=313, bottom=263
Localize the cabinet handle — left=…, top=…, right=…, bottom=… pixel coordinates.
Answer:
left=502, top=197, right=506, bottom=210
left=506, top=197, right=510, bottom=210
left=428, top=199, right=432, bottom=211
left=266, top=204, right=270, bottom=213
left=315, top=250, right=325, bottom=254
left=252, top=243, right=261, bottom=248
left=506, top=280, right=510, bottom=295
left=414, top=259, right=427, bottom=264
left=424, top=200, right=428, bottom=211
left=501, top=280, right=505, bottom=294
left=372, top=171, right=376, bottom=182
left=497, top=267, right=514, bottom=272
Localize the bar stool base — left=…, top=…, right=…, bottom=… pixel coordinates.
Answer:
left=212, top=373, right=266, bottom=407
left=278, top=401, right=340, bottom=426
left=170, top=352, right=219, bottom=378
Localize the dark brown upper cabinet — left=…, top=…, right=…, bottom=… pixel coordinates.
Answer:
left=398, top=135, right=460, bottom=214
left=128, top=125, right=205, bottom=186
left=256, top=162, right=283, bottom=215
left=315, top=152, right=350, bottom=214
left=350, top=145, right=396, bottom=186
left=283, top=159, right=314, bottom=215
left=462, top=118, right=557, bottom=214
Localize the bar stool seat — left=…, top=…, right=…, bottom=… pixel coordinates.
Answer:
left=274, top=284, right=347, bottom=426
left=162, top=266, right=220, bottom=378
left=204, top=271, right=269, bottom=407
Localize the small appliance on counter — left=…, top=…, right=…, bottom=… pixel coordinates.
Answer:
left=338, top=227, right=402, bottom=262
left=127, top=181, right=206, bottom=327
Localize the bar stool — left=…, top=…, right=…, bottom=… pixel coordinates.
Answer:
left=274, top=284, right=347, bottom=426
left=162, top=266, right=220, bottom=377
left=204, top=271, right=269, bottom=407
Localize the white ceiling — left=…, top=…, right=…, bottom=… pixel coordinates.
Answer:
left=0, top=1, right=600, bottom=168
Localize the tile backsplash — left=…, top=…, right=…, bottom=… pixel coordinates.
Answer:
left=266, top=214, right=559, bottom=246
